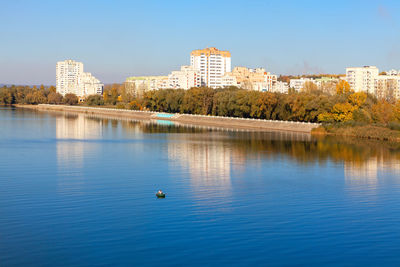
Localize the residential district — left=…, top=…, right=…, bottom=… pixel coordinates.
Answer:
left=56, top=47, right=400, bottom=100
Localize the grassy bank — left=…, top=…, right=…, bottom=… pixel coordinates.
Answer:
left=312, top=123, right=400, bottom=142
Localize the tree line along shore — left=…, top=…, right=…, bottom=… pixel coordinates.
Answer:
left=1, top=82, right=400, bottom=141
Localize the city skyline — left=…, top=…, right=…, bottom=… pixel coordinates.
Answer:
left=1, top=0, right=400, bottom=85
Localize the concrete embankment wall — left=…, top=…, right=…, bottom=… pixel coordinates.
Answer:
left=18, top=104, right=320, bottom=133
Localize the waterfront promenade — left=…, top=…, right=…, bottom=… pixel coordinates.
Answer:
left=17, top=104, right=320, bottom=133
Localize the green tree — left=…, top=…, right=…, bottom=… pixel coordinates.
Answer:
left=182, top=87, right=214, bottom=115
left=85, top=94, right=104, bottom=106
left=47, top=92, right=63, bottom=104
left=49, top=86, right=56, bottom=93
left=25, top=90, right=47, bottom=104
left=63, top=93, right=78, bottom=105
left=212, top=87, right=238, bottom=117
left=0, top=88, right=14, bottom=104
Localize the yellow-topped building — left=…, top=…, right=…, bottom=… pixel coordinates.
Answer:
left=190, top=47, right=231, bottom=88
left=190, top=47, right=231, bottom=58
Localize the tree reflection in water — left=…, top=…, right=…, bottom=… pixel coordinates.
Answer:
left=58, top=112, right=400, bottom=189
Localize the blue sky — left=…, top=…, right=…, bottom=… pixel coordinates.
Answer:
left=1, top=0, right=400, bottom=85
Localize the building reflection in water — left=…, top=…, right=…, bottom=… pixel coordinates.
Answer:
left=56, top=114, right=102, bottom=195
left=168, top=136, right=232, bottom=189
left=53, top=112, right=400, bottom=197
left=166, top=130, right=313, bottom=207
left=345, top=158, right=380, bottom=186
left=345, top=156, right=400, bottom=187
left=165, top=128, right=400, bottom=199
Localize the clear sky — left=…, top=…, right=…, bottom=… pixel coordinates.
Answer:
left=1, top=0, right=400, bottom=85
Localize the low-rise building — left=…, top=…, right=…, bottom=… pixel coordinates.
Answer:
left=221, top=73, right=238, bottom=87
left=231, top=67, right=265, bottom=90
left=315, top=77, right=339, bottom=95
left=264, top=72, right=277, bottom=92
left=271, top=81, right=289, bottom=93
left=167, top=66, right=201, bottom=89
left=374, top=75, right=400, bottom=100
left=222, top=67, right=277, bottom=91
left=289, top=78, right=316, bottom=92
left=386, top=69, right=400, bottom=76
left=125, top=66, right=201, bottom=95
left=78, top=72, right=103, bottom=96
left=125, top=76, right=168, bottom=96
left=288, top=77, right=340, bottom=94
left=314, top=77, right=339, bottom=84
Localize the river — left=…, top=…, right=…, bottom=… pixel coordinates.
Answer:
left=1, top=107, right=400, bottom=266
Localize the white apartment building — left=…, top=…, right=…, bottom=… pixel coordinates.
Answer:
left=386, top=69, right=400, bottom=76
left=222, top=67, right=277, bottom=91
left=56, top=60, right=83, bottom=96
left=125, top=65, right=200, bottom=94
left=125, top=76, right=168, bottom=95
left=168, top=66, right=201, bottom=89
left=272, top=81, right=289, bottom=93
left=78, top=72, right=103, bottom=96
left=343, top=66, right=400, bottom=99
left=190, top=47, right=231, bottom=88
left=264, top=72, right=278, bottom=91
left=374, top=75, right=400, bottom=100
left=221, top=73, right=238, bottom=87
left=56, top=59, right=103, bottom=97
left=346, top=66, right=379, bottom=94
left=289, top=78, right=316, bottom=92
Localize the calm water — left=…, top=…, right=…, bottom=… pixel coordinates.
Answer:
left=1, top=107, right=400, bottom=266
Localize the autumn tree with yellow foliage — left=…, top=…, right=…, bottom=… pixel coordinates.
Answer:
left=336, top=80, right=352, bottom=95
left=318, top=92, right=367, bottom=122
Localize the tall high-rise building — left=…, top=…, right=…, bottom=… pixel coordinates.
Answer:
left=56, top=60, right=103, bottom=97
left=346, top=66, right=379, bottom=94
left=56, top=60, right=83, bottom=96
left=190, top=47, right=231, bottom=88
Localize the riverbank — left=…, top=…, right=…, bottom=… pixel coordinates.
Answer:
left=15, top=104, right=320, bottom=133
left=312, top=124, right=400, bottom=142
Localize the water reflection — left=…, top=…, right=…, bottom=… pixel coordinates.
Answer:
left=56, top=114, right=102, bottom=195
left=52, top=111, right=400, bottom=194
left=168, top=134, right=233, bottom=193
left=345, top=156, right=400, bottom=186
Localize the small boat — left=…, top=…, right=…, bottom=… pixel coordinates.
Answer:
left=156, top=190, right=166, bottom=198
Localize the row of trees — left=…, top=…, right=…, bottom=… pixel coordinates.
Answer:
left=98, top=82, right=400, bottom=125
left=2, top=82, right=400, bottom=126
left=138, top=83, right=400, bottom=125
left=0, top=85, right=79, bottom=105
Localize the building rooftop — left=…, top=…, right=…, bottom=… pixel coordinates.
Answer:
left=126, top=76, right=168, bottom=81
left=191, top=47, right=231, bottom=57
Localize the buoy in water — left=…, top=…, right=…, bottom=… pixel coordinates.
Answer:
left=156, top=190, right=165, bottom=198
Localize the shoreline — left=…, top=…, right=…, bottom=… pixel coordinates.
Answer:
left=14, top=104, right=320, bottom=133
left=311, top=125, right=400, bottom=142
